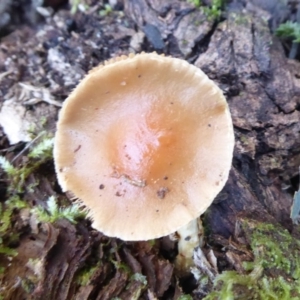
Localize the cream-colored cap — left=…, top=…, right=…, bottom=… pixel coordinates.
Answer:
left=54, top=53, right=234, bottom=241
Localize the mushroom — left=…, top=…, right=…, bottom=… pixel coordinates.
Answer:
left=54, top=53, right=234, bottom=269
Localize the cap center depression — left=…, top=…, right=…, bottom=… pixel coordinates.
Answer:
left=107, top=103, right=187, bottom=186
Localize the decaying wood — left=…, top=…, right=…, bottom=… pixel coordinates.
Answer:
left=0, top=0, right=300, bottom=299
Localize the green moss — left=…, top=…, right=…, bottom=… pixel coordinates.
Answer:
left=0, top=195, right=27, bottom=257
left=39, top=116, right=47, bottom=127
left=99, top=4, right=113, bottom=17
left=147, top=239, right=156, bottom=248
left=188, top=0, right=225, bottom=21
left=28, top=138, right=53, bottom=159
left=130, top=273, right=147, bottom=285
left=110, top=259, right=131, bottom=273
left=76, top=263, right=100, bottom=286
left=202, top=0, right=224, bottom=21
left=70, top=0, right=87, bottom=14
left=250, top=223, right=292, bottom=274
left=188, top=0, right=201, bottom=8
left=0, top=134, right=55, bottom=251
left=204, top=220, right=300, bottom=300
left=125, top=273, right=147, bottom=299
left=27, top=180, right=39, bottom=193
left=0, top=136, right=54, bottom=193
left=33, top=196, right=87, bottom=224
left=239, top=135, right=248, bottom=143
left=21, top=278, right=36, bottom=294
left=0, top=132, right=78, bottom=294
left=0, top=135, right=55, bottom=293
left=276, top=22, right=300, bottom=43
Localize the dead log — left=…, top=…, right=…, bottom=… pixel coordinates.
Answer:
left=0, top=0, right=300, bottom=299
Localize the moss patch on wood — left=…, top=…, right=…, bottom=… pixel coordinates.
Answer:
left=205, top=219, right=300, bottom=299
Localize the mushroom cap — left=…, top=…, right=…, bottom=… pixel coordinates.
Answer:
left=54, top=53, right=234, bottom=241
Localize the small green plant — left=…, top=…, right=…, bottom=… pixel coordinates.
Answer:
left=130, top=273, right=147, bottom=285
left=125, top=273, right=147, bottom=300
left=276, top=21, right=300, bottom=42
left=188, top=0, right=225, bottom=20
left=0, top=157, right=17, bottom=176
left=70, top=0, right=84, bottom=14
left=203, top=0, right=224, bottom=20
left=76, top=263, right=100, bottom=286
left=0, top=137, right=54, bottom=193
left=0, top=195, right=27, bottom=257
left=33, top=196, right=87, bottom=224
left=110, top=259, right=131, bottom=273
left=99, top=4, right=113, bottom=17
left=276, top=22, right=300, bottom=59
left=28, top=138, right=53, bottom=159
left=188, top=0, right=201, bottom=8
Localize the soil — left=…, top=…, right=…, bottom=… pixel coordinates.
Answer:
left=0, top=0, right=300, bottom=299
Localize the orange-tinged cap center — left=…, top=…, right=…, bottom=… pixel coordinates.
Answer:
left=108, top=109, right=178, bottom=184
